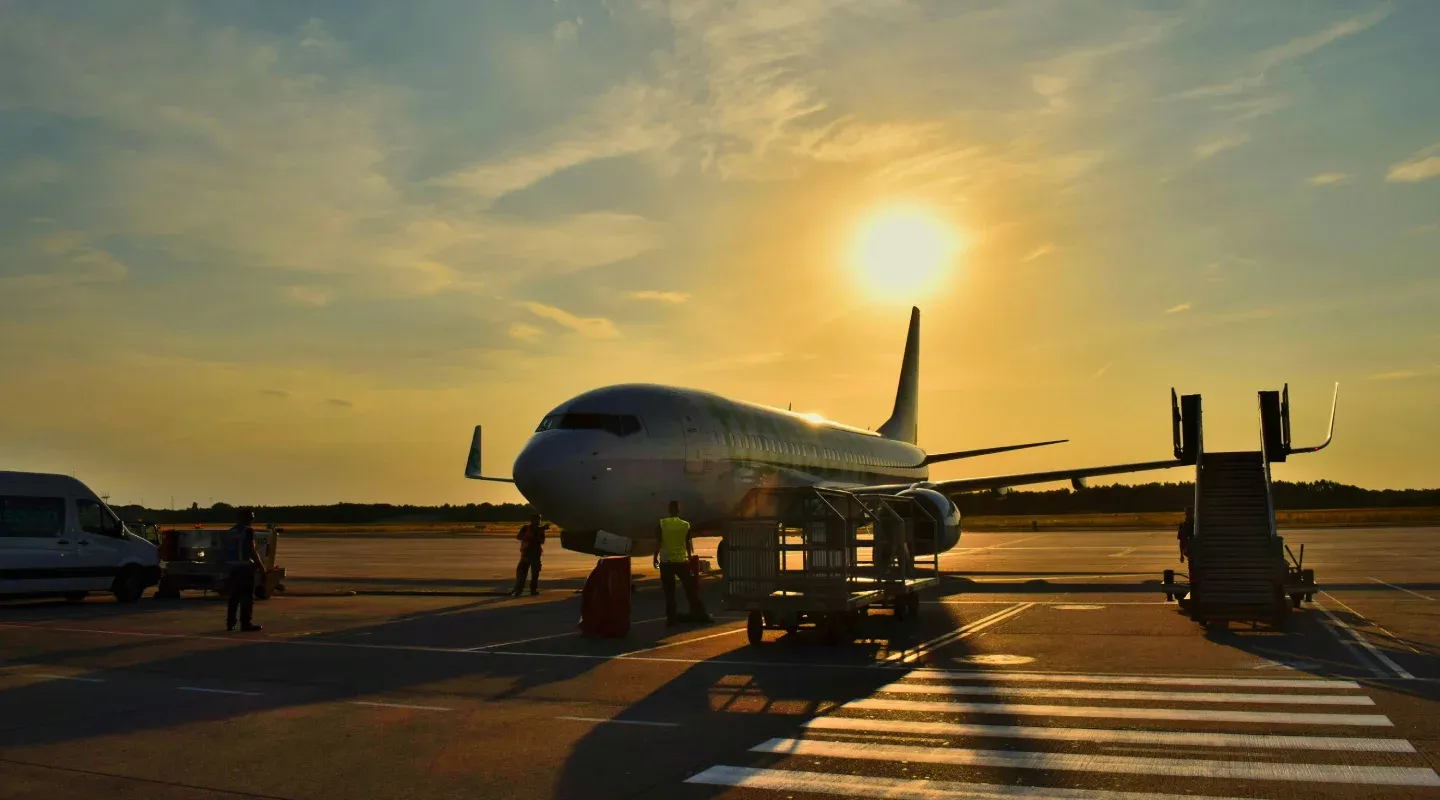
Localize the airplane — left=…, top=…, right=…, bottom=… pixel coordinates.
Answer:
left=465, top=307, right=1185, bottom=564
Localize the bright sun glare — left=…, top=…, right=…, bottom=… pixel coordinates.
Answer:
left=848, top=206, right=960, bottom=299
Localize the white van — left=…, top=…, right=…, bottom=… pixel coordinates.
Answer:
left=0, top=471, right=160, bottom=602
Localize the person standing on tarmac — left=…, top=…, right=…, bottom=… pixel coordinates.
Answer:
left=653, top=501, right=713, bottom=626
left=226, top=508, right=266, bottom=632
left=1178, top=505, right=1195, bottom=563
left=512, top=514, right=546, bottom=596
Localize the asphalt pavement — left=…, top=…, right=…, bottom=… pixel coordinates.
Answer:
left=1, top=527, right=1436, bottom=800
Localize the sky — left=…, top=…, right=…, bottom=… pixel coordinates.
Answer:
left=1, top=0, right=1437, bottom=507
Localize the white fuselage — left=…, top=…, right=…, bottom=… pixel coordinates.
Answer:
left=512, top=384, right=930, bottom=556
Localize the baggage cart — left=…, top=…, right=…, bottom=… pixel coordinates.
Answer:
left=722, top=487, right=940, bottom=645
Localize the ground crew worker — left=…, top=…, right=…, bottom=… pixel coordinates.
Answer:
left=226, top=508, right=266, bottom=632
left=1178, top=506, right=1195, bottom=563
left=653, top=501, right=712, bottom=626
left=512, top=514, right=546, bottom=596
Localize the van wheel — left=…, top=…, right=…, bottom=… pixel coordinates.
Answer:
left=112, top=568, right=145, bottom=603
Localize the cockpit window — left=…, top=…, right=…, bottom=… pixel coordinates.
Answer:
left=535, top=413, right=642, bottom=436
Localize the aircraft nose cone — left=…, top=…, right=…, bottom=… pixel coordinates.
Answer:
left=512, top=437, right=557, bottom=509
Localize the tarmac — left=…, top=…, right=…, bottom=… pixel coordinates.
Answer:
left=1, top=527, right=1436, bottom=800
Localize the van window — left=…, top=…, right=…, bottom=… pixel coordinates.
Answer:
left=76, top=499, right=121, bottom=538
left=0, top=496, right=66, bottom=538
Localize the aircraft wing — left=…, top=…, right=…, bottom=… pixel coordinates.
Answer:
left=855, top=458, right=1186, bottom=495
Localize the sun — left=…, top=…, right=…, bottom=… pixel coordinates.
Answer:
left=848, top=205, right=960, bottom=299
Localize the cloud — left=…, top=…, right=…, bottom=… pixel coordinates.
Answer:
left=1386, top=142, right=1440, bottom=183
left=1194, top=135, right=1248, bottom=160
left=326, top=398, right=354, bottom=408
left=281, top=285, right=331, bottom=307
left=1366, top=366, right=1438, bottom=381
left=1164, top=303, right=1192, bottom=314
left=1180, top=7, right=1391, bottom=98
left=1092, top=362, right=1112, bottom=379
left=258, top=389, right=289, bottom=398
left=1308, top=172, right=1349, bottom=186
left=521, top=302, right=620, bottom=339
left=0, top=231, right=129, bottom=291
left=508, top=323, right=543, bottom=343
left=553, top=19, right=579, bottom=45
left=627, top=290, right=690, bottom=303
left=1022, top=244, right=1056, bottom=262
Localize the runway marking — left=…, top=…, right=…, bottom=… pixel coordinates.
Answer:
left=750, top=738, right=1440, bottom=787
left=1314, top=595, right=1413, bottom=680
left=686, top=765, right=1261, bottom=800
left=177, top=687, right=260, bottom=696
left=462, top=615, right=668, bottom=651
left=556, top=715, right=679, bottom=728
left=908, top=669, right=1362, bottom=690
left=964, top=573, right=1152, bottom=584
left=1109, top=547, right=1137, bottom=557
left=618, top=625, right=748, bottom=656
left=802, top=716, right=1416, bottom=753
left=351, top=701, right=451, bottom=711
left=1052, top=604, right=1104, bottom=610
left=32, top=674, right=105, bottom=683
left=843, top=698, right=1394, bottom=726
left=949, top=535, right=1042, bottom=555
left=877, top=682, right=1375, bottom=706
left=885, top=603, right=1035, bottom=664
left=1368, top=577, right=1434, bottom=601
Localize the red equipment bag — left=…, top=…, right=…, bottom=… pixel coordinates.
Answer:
left=579, top=556, right=631, bottom=638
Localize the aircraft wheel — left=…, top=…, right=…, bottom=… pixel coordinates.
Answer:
left=747, top=611, right=763, bottom=645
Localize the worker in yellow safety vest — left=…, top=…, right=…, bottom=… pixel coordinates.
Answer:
left=653, top=501, right=712, bottom=626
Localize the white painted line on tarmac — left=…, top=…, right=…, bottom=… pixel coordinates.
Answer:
left=556, top=715, right=679, bottom=728
left=843, top=697, right=1394, bottom=727
left=1368, top=577, right=1434, bottom=600
left=1109, top=547, right=1137, bottom=557
left=1314, top=595, right=1413, bottom=680
left=885, top=603, right=1035, bottom=664
left=463, top=615, right=669, bottom=651
left=907, top=669, right=1362, bottom=689
left=617, top=625, right=748, bottom=656
left=351, top=701, right=451, bottom=711
left=33, top=673, right=105, bottom=683
left=686, top=765, right=1261, bottom=800
left=751, top=738, right=1440, bottom=787
left=878, top=682, right=1375, bottom=706
left=950, top=536, right=1042, bottom=555
left=802, top=716, right=1416, bottom=753
left=177, top=686, right=260, bottom=696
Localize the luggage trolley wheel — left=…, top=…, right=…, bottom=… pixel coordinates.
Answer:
left=1163, top=569, right=1175, bottom=602
left=746, top=611, right=764, bottom=646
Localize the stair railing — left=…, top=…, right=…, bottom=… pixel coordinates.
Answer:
left=1258, top=398, right=1279, bottom=541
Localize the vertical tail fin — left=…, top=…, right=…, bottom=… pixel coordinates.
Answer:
left=877, top=306, right=920, bottom=443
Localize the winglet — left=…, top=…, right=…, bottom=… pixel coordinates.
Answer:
left=1290, top=383, right=1338, bottom=455
left=465, top=425, right=516, bottom=483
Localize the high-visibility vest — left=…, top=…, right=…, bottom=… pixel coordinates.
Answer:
left=658, top=517, right=690, bottom=563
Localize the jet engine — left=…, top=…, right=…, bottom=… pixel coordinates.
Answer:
left=897, top=484, right=962, bottom=555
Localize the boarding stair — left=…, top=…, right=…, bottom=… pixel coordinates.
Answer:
left=1162, top=384, right=1337, bottom=628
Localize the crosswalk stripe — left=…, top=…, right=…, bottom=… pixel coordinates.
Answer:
left=907, top=670, right=1361, bottom=690
left=686, top=765, right=1260, bottom=800
left=843, top=697, right=1394, bottom=726
left=751, top=738, right=1440, bottom=787
left=879, top=682, right=1374, bottom=706
left=801, top=716, right=1416, bottom=753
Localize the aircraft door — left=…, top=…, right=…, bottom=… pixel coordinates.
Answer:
left=682, top=412, right=718, bottom=475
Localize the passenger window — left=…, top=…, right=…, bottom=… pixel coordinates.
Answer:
left=0, top=496, right=66, bottom=538
left=76, top=499, right=121, bottom=537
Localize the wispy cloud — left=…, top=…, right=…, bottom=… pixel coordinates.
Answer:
left=1308, top=172, right=1349, bottom=186
left=1180, top=7, right=1391, bottom=98
left=521, top=302, right=620, bottom=339
left=258, top=389, right=289, bottom=399
left=1194, top=135, right=1248, bottom=160
left=627, top=290, right=690, bottom=303
left=1092, top=362, right=1113, bottom=379
left=1022, top=244, right=1056, bottom=263
left=1367, top=365, right=1439, bottom=381
left=1165, top=303, right=1192, bottom=314
left=0, top=232, right=128, bottom=291
left=281, top=285, right=330, bottom=307
left=1386, top=142, right=1440, bottom=183
left=508, top=323, right=543, bottom=343
left=327, top=398, right=354, bottom=408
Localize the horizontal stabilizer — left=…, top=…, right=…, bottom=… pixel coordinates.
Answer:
left=923, top=439, right=1068, bottom=465
left=464, top=425, right=516, bottom=483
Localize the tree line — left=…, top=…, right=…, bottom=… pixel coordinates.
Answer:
left=114, top=480, right=1436, bottom=525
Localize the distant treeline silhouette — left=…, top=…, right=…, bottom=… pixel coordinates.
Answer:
left=115, top=480, right=1436, bottom=525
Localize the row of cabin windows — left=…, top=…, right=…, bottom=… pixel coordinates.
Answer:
left=721, top=432, right=908, bottom=470
left=0, top=495, right=125, bottom=539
